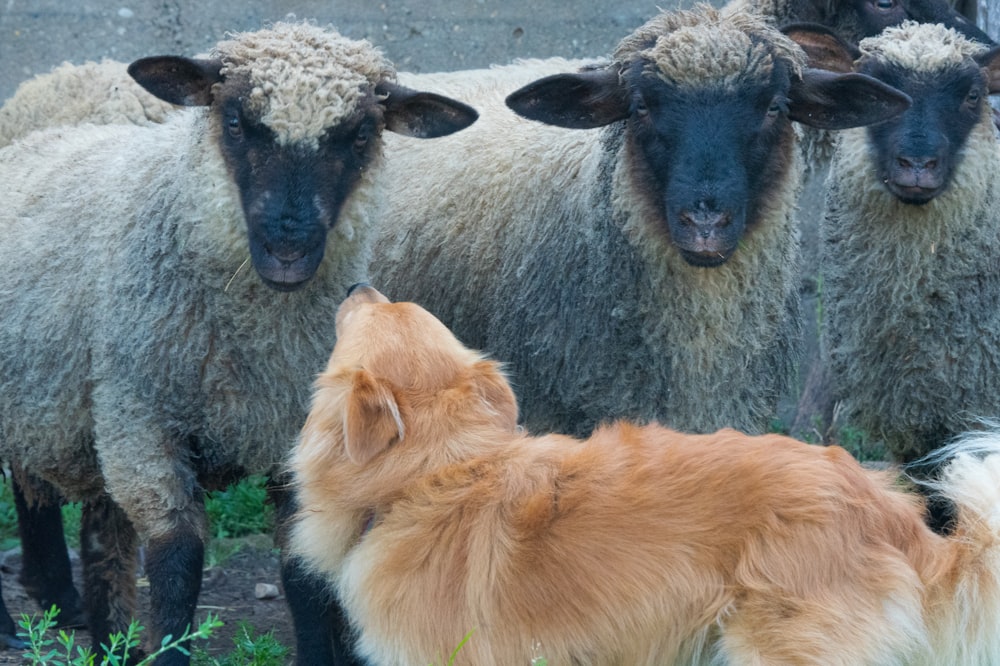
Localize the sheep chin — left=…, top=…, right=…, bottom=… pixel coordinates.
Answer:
left=249, top=246, right=326, bottom=292
left=676, top=247, right=737, bottom=268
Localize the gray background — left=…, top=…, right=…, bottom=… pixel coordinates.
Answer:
left=0, top=1, right=704, bottom=102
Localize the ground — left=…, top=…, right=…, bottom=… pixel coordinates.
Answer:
left=0, top=536, right=297, bottom=664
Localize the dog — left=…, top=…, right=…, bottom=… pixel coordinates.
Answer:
left=289, top=284, right=1000, bottom=665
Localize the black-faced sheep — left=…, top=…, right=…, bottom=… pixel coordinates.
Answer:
left=806, top=22, right=1000, bottom=500
left=0, top=20, right=477, bottom=665
left=371, top=6, right=909, bottom=438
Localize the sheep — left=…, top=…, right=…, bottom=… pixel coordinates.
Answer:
left=804, top=21, right=1000, bottom=520
left=371, top=6, right=909, bottom=439
left=722, top=0, right=996, bottom=439
left=0, top=20, right=477, bottom=665
left=0, top=59, right=178, bottom=148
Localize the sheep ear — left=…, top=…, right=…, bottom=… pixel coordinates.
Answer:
left=782, top=23, right=861, bottom=73
left=376, top=82, right=479, bottom=138
left=974, top=45, right=1000, bottom=95
left=505, top=68, right=629, bottom=129
left=788, top=69, right=911, bottom=129
left=128, top=56, right=224, bottom=107
left=342, top=369, right=404, bottom=465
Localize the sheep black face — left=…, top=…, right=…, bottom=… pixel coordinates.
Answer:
left=859, top=49, right=1000, bottom=205
left=128, top=56, right=478, bottom=291
left=506, top=51, right=910, bottom=266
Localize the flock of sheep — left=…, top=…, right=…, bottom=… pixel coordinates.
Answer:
left=0, top=0, right=997, bottom=664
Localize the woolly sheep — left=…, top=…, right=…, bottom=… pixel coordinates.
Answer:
left=0, top=20, right=476, bottom=665
left=809, top=22, right=1000, bottom=503
left=371, top=6, right=909, bottom=438
left=0, top=59, right=178, bottom=148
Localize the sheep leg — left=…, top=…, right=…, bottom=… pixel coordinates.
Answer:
left=143, top=522, right=204, bottom=666
left=12, top=475, right=85, bottom=628
left=271, top=480, right=360, bottom=666
left=80, top=494, right=139, bottom=661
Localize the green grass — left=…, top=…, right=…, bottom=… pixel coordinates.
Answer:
left=204, top=476, right=274, bottom=540
left=190, top=621, right=288, bottom=666
left=835, top=425, right=889, bottom=464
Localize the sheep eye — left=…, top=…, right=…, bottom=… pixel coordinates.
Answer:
left=227, top=115, right=242, bottom=138
left=354, top=125, right=371, bottom=151
left=875, top=0, right=895, bottom=10
left=766, top=99, right=783, bottom=119
left=966, top=89, right=981, bottom=106
left=634, top=99, right=649, bottom=118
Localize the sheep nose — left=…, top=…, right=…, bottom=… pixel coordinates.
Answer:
left=893, top=155, right=944, bottom=190
left=679, top=209, right=731, bottom=237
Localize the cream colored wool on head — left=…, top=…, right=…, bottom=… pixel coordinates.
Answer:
left=859, top=21, right=988, bottom=71
left=615, top=7, right=805, bottom=87
left=216, top=21, right=395, bottom=149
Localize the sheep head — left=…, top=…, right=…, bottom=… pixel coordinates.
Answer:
left=790, top=21, right=1000, bottom=205
left=128, top=22, right=478, bottom=292
left=506, top=8, right=909, bottom=267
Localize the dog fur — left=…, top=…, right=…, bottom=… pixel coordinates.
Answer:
left=289, top=285, right=1000, bottom=666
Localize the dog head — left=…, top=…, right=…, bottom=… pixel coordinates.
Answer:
left=300, top=284, right=519, bottom=469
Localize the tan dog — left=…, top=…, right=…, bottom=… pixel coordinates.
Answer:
left=289, top=285, right=1000, bottom=666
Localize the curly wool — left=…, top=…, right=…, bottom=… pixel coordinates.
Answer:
left=858, top=20, right=986, bottom=71
left=216, top=21, right=395, bottom=148
left=617, top=7, right=805, bottom=88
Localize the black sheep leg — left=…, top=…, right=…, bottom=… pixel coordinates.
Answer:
left=145, top=522, right=204, bottom=666
left=13, top=475, right=85, bottom=628
left=271, top=480, right=361, bottom=666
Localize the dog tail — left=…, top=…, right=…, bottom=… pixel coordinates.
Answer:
left=917, top=428, right=1000, bottom=663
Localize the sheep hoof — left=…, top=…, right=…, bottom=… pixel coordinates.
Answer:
left=0, top=632, right=29, bottom=650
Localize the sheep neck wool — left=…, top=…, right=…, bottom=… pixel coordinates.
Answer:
left=615, top=7, right=805, bottom=88
left=215, top=21, right=396, bottom=149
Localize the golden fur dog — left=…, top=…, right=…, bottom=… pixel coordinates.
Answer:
left=289, top=285, right=1000, bottom=665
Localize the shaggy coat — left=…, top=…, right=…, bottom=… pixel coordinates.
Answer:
left=0, top=21, right=476, bottom=665
left=820, top=23, right=1000, bottom=463
left=290, top=285, right=1000, bottom=666
left=373, top=7, right=909, bottom=437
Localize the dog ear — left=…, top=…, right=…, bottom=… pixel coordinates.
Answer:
left=343, top=369, right=405, bottom=465
left=471, top=361, right=519, bottom=430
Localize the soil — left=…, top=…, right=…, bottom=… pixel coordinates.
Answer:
left=0, top=535, right=298, bottom=664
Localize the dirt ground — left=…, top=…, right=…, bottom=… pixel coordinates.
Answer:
left=0, top=536, right=297, bottom=664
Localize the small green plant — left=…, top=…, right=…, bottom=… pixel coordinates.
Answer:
left=19, top=605, right=222, bottom=666
left=427, top=629, right=474, bottom=666
left=205, top=475, right=274, bottom=540
left=191, top=621, right=288, bottom=666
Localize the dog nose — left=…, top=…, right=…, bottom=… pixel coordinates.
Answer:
left=347, top=282, right=370, bottom=297
left=345, top=283, right=391, bottom=305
